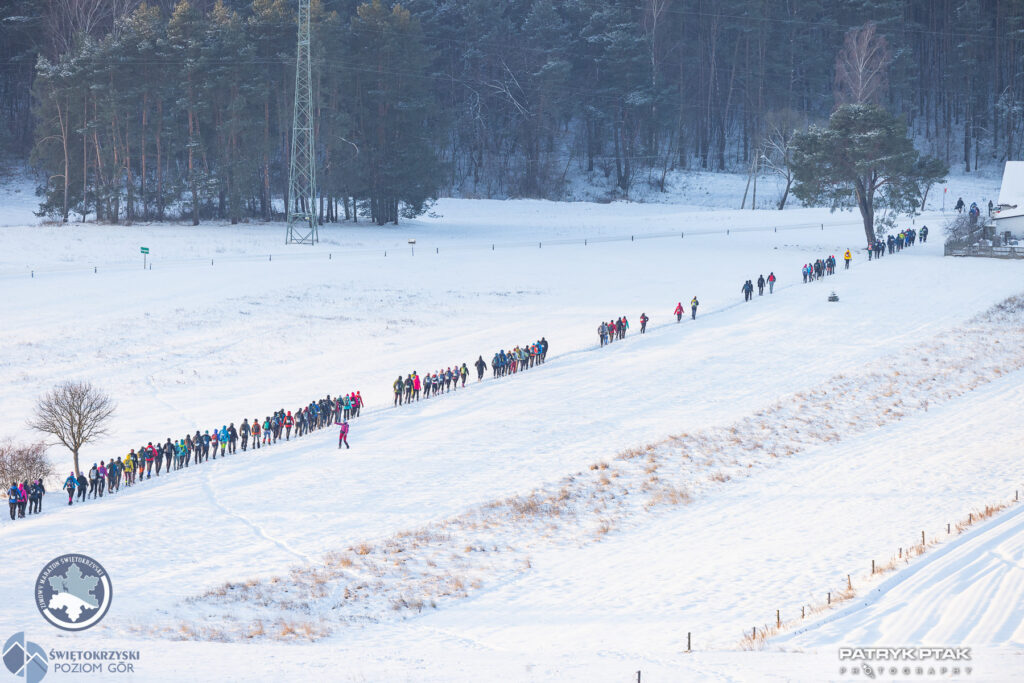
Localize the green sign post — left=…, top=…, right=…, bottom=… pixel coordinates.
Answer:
left=141, top=246, right=149, bottom=269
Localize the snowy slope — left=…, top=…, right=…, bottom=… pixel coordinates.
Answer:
left=0, top=198, right=1021, bottom=681
left=778, top=500, right=1024, bottom=649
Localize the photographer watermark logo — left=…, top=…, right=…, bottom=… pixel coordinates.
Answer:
left=2, top=633, right=47, bottom=683
left=34, top=555, right=112, bottom=631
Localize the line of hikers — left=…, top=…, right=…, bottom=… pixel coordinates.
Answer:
left=743, top=273, right=778, bottom=300
left=55, top=392, right=362, bottom=509
left=7, top=480, right=44, bottom=520
left=394, top=365, right=469, bottom=405
left=391, top=338, right=549, bottom=406
left=598, top=317, right=630, bottom=346
left=491, top=339, right=549, bottom=377
left=866, top=227, right=923, bottom=260
left=802, top=255, right=841, bottom=283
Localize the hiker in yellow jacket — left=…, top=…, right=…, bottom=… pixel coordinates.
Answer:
left=843, top=249, right=852, bottom=270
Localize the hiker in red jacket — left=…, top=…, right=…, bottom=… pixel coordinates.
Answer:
left=284, top=411, right=294, bottom=440
left=674, top=302, right=684, bottom=322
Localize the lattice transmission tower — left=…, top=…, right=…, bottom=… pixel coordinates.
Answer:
left=286, top=0, right=317, bottom=245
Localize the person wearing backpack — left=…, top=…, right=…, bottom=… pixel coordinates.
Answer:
left=8, top=481, right=20, bottom=520
left=338, top=421, right=350, bottom=449
left=88, top=463, right=100, bottom=498
left=30, top=480, right=44, bottom=514
left=64, top=472, right=77, bottom=506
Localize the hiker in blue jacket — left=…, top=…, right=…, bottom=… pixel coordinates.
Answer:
left=8, top=482, right=19, bottom=520
left=29, top=480, right=44, bottom=514
left=64, top=472, right=77, bottom=506
left=218, top=426, right=229, bottom=456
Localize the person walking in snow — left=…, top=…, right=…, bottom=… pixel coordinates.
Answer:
left=920, top=225, right=929, bottom=243
left=394, top=376, right=405, bottom=405
left=30, top=480, right=44, bottom=514
left=690, top=296, right=699, bottom=319
left=674, top=302, right=684, bottom=323
left=767, top=272, right=776, bottom=294
left=640, top=313, right=648, bottom=333
left=757, top=274, right=765, bottom=296
left=88, top=463, right=99, bottom=498
left=338, top=421, right=350, bottom=449
left=742, top=280, right=754, bottom=302
left=64, top=472, right=77, bottom=506
left=251, top=418, right=262, bottom=449
left=8, top=481, right=20, bottom=520
left=844, top=249, right=852, bottom=270
left=15, top=482, right=27, bottom=518
left=240, top=419, right=250, bottom=451
left=76, top=471, right=87, bottom=501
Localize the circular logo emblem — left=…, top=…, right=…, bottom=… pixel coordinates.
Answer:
left=34, top=555, right=112, bottom=631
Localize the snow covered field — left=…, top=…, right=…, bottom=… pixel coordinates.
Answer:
left=1, top=174, right=1023, bottom=681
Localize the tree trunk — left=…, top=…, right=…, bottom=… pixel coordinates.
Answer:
left=855, top=177, right=875, bottom=244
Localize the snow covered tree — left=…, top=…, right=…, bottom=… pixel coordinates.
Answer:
left=790, top=104, right=947, bottom=244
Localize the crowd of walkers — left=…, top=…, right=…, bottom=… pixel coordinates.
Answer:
left=48, top=391, right=364, bottom=512
left=866, top=227, right=924, bottom=260
left=7, top=480, right=45, bottom=519
left=492, top=339, right=548, bottom=376
left=802, top=255, right=839, bottom=282
left=598, top=317, right=630, bottom=346
left=393, top=366, right=469, bottom=405
left=391, top=338, right=549, bottom=407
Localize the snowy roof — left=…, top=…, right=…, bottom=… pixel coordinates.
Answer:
left=997, top=161, right=1024, bottom=206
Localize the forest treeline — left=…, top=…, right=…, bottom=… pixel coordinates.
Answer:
left=0, top=0, right=1021, bottom=224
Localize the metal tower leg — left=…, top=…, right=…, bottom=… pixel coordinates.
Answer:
left=286, top=0, right=317, bottom=245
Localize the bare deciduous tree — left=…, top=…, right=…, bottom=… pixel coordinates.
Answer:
left=760, top=109, right=803, bottom=210
left=834, top=22, right=892, bottom=106
left=44, top=0, right=141, bottom=58
left=0, top=441, right=54, bottom=487
left=27, top=380, right=115, bottom=478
